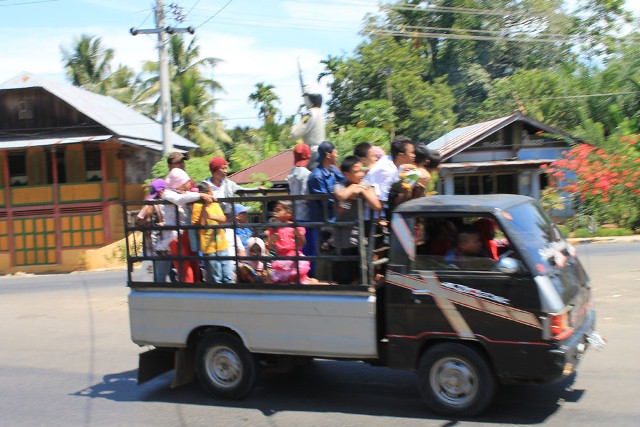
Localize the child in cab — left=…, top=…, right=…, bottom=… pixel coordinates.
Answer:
left=266, top=200, right=312, bottom=284
left=191, top=182, right=233, bottom=284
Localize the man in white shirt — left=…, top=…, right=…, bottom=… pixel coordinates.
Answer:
left=365, top=136, right=416, bottom=214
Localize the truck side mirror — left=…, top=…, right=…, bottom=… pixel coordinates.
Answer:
left=496, top=257, right=523, bottom=274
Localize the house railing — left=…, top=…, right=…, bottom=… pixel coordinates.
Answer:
left=2, top=180, right=120, bottom=207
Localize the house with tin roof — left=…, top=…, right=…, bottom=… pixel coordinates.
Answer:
left=0, top=72, right=197, bottom=273
left=428, top=111, right=575, bottom=199
left=229, top=148, right=294, bottom=189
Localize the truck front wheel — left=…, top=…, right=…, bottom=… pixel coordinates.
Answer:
left=418, top=343, right=495, bottom=416
left=195, top=332, right=257, bottom=399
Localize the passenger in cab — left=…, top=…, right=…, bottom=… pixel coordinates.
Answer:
left=444, top=226, right=493, bottom=270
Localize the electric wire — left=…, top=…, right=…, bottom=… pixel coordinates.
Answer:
left=0, top=0, right=60, bottom=6
left=194, top=0, right=233, bottom=30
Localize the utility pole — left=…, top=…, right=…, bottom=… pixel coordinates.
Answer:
left=130, top=0, right=194, bottom=155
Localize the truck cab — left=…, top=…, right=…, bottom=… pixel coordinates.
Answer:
left=125, top=194, right=601, bottom=416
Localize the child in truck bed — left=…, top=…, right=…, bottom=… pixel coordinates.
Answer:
left=266, top=200, right=311, bottom=284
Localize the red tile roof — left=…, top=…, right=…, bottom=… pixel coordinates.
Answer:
left=228, top=149, right=294, bottom=184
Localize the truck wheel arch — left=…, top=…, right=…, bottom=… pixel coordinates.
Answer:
left=417, top=341, right=497, bottom=416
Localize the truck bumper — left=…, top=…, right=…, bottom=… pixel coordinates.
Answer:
left=542, top=309, right=603, bottom=383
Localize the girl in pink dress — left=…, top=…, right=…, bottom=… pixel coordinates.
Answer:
left=266, top=200, right=311, bottom=284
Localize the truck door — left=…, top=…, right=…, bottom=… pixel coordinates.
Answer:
left=384, top=213, right=543, bottom=369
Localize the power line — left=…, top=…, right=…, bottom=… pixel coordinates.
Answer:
left=0, top=0, right=60, bottom=6
left=195, top=0, right=234, bottom=30
left=521, top=90, right=640, bottom=101
left=380, top=24, right=640, bottom=44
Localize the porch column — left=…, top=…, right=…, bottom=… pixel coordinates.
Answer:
left=444, top=174, right=455, bottom=195
left=530, top=170, right=541, bottom=200
left=51, top=149, right=63, bottom=264
left=2, top=152, right=15, bottom=266
left=100, top=144, right=111, bottom=242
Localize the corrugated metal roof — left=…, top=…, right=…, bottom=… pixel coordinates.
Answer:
left=441, top=159, right=554, bottom=169
left=229, top=149, right=294, bottom=184
left=428, top=114, right=515, bottom=158
left=428, top=112, right=575, bottom=160
left=0, top=72, right=198, bottom=150
left=0, top=135, right=112, bottom=149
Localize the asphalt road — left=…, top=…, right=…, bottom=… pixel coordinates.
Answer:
left=0, top=243, right=639, bottom=427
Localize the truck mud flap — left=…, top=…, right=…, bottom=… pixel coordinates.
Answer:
left=138, top=348, right=175, bottom=385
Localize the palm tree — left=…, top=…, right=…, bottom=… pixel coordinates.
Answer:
left=317, top=54, right=342, bottom=82
left=248, top=82, right=280, bottom=125
left=137, top=35, right=222, bottom=118
left=135, top=35, right=225, bottom=153
left=60, top=34, right=114, bottom=89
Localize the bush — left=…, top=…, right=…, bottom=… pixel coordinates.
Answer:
left=573, top=227, right=634, bottom=238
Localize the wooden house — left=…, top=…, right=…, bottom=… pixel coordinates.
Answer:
left=0, top=72, right=197, bottom=273
left=428, top=112, right=575, bottom=199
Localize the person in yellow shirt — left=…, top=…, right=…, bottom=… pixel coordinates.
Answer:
left=192, top=182, right=233, bottom=284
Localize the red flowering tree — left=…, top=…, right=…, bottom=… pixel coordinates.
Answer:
left=543, top=135, right=640, bottom=228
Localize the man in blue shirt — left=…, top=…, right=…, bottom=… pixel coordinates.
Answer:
left=307, top=141, right=346, bottom=279
left=308, top=141, right=345, bottom=222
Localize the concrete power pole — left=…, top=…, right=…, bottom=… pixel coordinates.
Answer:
left=130, top=0, right=194, bottom=155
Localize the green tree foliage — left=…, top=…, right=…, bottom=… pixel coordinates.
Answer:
left=327, top=34, right=456, bottom=140
left=60, top=34, right=114, bottom=88
left=248, top=82, right=281, bottom=125
left=137, top=35, right=226, bottom=156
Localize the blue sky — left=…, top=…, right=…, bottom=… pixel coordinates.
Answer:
left=1, top=0, right=638, bottom=129
left=0, top=0, right=384, bottom=128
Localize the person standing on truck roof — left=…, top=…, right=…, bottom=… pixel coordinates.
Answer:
left=366, top=136, right=416, bottom=215
left=334, top=155, right=382, bottom=284
left=163, top=168, right=212, bottom=283
left=307, top=141, right=346, bottom=277
left=204, top=157, right=264, bottom=215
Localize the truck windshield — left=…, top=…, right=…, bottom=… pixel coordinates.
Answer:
left=504, top=201, right=565, bottom=274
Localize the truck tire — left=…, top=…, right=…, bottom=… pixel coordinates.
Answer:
left=418, top=343, right=495, bottom=417
left=195, top=332, right=257, bottom=399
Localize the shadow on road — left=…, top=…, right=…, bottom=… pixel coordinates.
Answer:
left=72, top=360, right=584, bottom=424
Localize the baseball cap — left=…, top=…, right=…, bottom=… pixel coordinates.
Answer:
left=293, top=143, right=311, bottom=167
left=167, top=152, right=188, bottom=165
left=233, top=204, right=251, bottom=215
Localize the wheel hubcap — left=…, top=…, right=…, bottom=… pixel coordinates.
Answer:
left=205, top=346, right=242, bottom=389
left=430, top=357, right=478, bottom=406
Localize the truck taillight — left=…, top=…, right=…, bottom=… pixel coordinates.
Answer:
left=549, top=312, right=574, bottom=340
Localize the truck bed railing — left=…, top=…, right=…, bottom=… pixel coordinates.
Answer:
left=122, top=193, right=386, bottom=289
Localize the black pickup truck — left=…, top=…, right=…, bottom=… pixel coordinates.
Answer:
left=125, top=194, right=603, bottom=416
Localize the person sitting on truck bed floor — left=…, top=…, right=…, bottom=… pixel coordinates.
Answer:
left=334, top=156, right=382, bottom=284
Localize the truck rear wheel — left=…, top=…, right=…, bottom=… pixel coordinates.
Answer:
left=195, top=332, right=257, bottom=399
left=418, top=343, right=495, bottom=416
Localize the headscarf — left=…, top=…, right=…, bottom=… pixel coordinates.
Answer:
left=165, top=168, right=191, bottom=189
left=209, top=157, right=228, bottom=172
